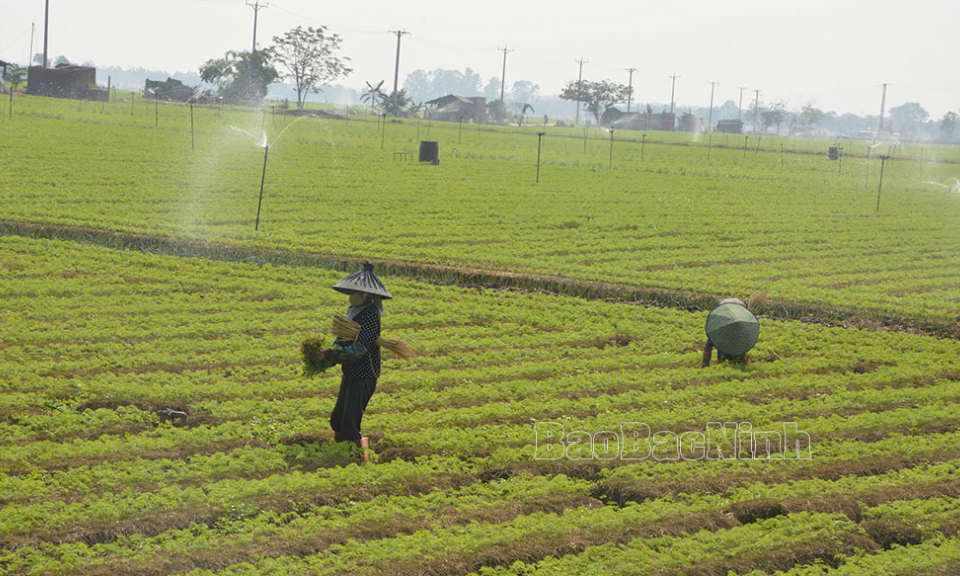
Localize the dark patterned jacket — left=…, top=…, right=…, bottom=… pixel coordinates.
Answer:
left=340, top=305, right=381, bottom=381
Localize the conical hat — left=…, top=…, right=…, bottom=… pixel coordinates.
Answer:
left=332, top=262, right=392, bottom=299
left=705, top=301, right=759, bottom=356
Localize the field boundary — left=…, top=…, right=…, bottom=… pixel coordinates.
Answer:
left=2, top=219, right=957, bottom=339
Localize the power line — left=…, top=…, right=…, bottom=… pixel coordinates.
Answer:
left=574, top=58, right=587, bottom=125
left=388, top=29, right=410, bottom=94
left=247, top=1, right=268, bottom=53
left=625, top=67, right=637, bottom=112
left=497, top=45, right=514, bottom=102
left=752, top=89, right=762, bottom=134
left=668, top=74, right=680, bottom=114
left=738, top=86, right=747, bottom=121
left=707, top=81, right=718, bottom=132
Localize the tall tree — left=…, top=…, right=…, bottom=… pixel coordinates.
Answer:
left=799, top=103, right=825, bottom=128
left=200, top=50, right=278, bottom=106
left=559, top=79, right=630, bottom=124
left=272, top=26, right=352, bottom=110
left=511, top=80, right=539, bottom=104
left=760, top=101, right=788, bottom=134
left=941, top=111, right=959, bottom=139
left=888, top=102, right=929, bottom=133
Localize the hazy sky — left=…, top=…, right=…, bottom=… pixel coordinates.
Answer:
left=2, top=0, right=959, bottom=117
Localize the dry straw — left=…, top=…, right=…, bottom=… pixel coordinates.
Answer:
left=331, top=314, right=417, bottom=360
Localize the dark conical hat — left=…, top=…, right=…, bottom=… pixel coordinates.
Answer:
left=332, top=262, right=392, bottom=299
left=705, top=301, right=760, bottom=356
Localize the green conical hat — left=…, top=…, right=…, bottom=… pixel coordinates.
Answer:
left=332, top=262, right=392, bottom=299
left=705, top=302, right=760, bottom=356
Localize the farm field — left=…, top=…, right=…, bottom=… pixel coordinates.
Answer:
left=3, top=96, right=960, bottom=330
left=2, top=235, right=960, bottom=575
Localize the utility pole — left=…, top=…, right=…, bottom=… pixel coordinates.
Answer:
left=877, top=82, right=888, bottom=135
left=389, top=30, right=411, bottom=94
left=737, top=86, right=747, bottom=121
left=625, top=67, right=637, bottom=112
left=574, top=58, right=587, bottom=125
left=247, top=1, right=267, bottom=53
left=28, top=22, right=35, bottom=67
left=707, top=81, right=718, bottom=132
left=752, top=89, right=761, bottom=134
left=43, top=0, right=49, bottom=67
left=668, top=74, right=680, bottom=114
left=498, top=46, right=513, bottom=102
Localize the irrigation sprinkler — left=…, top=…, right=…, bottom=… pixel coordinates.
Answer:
left=458, top=115, right=464, bottom=144
left=255, top=145, right=269, bottom=231
left=608, top=129, right=615, bottom=169
left=381, top=113, right=386, bottom=150
left=837, top=147, right=843, bottom=174
left=780, top=144, right=784, bottom=168
left=416, top=115, right=421, bottom=141
left=876, top=155, right=889, bottom=212
left=426, top=110, right=432, bottom=137
left=241, top=114, right=312, bottom=231
left=102, top=76, right=110, bottom=113
left=536, top=132, right=545, bottom=183
left=190, top=103, right=195, bottom=152
left=583, top=127, right=587, bottom=153
left=151, top=89, right=159, bottom=127
left=641, top=134, right=646, bottom=160
left=865, top=141, right=882, bottom=188
left=131, top=91, right=135, bottom=117
left=755, top=136, right=762, bottom=155
left=707, top=135, right=713, bottom=160
left=743, top=136, right=749, bottom=159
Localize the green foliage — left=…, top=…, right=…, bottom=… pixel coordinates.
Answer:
left=271, top=26, right=352, bottom=110
left=559, top=79, right=631, bottom=124
left=199, top=50, right=278, bottom=106
left=360, top=79, right=386, bottom=113
left=301, top=335, right=333, bottom=376
left=2, top=234, right=960, bottom=573
left=382, top=89, right=411, bottom=117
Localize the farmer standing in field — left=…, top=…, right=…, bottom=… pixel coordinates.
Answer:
left=702, top=298, right=760, bottom=367
left=322, top=263, right=390, bottom=452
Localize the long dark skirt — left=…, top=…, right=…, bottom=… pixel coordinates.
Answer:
left=329, top=376, right=377, bottom=442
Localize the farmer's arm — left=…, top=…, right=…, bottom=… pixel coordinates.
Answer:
left=326, top=308, right=380, bottom=364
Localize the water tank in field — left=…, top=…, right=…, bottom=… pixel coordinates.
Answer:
left=419, top=141, right=439, bottom=164
left=828, top=146, right=840, bottom=160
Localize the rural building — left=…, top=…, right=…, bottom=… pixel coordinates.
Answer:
left=680, top=112, right=704, bottom=133
left=144, top=77, right=195, bottom=102
left=601, top=108, right=675, bottom=131
left=716, top=119, right=744, bottom=134
left=0, top=59, right=9, bottom=93
left=426, top=94, right=487, bottom=123
left=27, top=64, right=107, bottom=100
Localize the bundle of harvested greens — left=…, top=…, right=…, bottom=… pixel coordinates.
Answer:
left=301, top=335, right=335, bottom=376
left=331, top=314, right=417, bottom=360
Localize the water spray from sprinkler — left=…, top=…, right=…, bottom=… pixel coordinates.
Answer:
left=233, top=115, right=316, bottom=231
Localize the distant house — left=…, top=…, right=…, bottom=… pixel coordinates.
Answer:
left=144, top=77, right=195, bottom=102
left=0, top=59, right=9, bottom=94
left=716, top=119, right=744, bottom=134
left=426, top=94, right=487, bottom=123
left=680, top=112, right=704, bottom=133
left=27, top=64, right=107, bottom=100
left=601, top=107, right=675, bottom=131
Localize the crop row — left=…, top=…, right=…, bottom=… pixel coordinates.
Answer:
left=3, top=95, right=960, bottom=326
